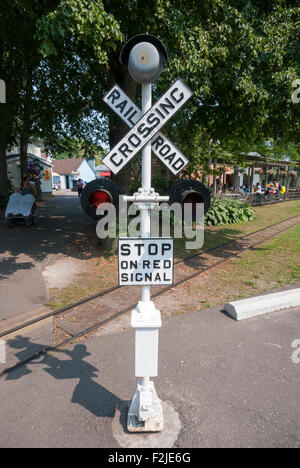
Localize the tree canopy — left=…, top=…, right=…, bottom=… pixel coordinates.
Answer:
left=0, top=0, right=299, bottom=197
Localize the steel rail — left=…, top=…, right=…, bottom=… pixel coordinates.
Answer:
left=0, top=214, right=299, bottom=340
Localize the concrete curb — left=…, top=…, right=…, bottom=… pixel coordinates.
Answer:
left=224, top=288, right=300, bottom=321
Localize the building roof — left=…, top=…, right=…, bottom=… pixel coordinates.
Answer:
left=242, top=153, right=300, bottom=167
left=6, top=152, right=53, bottom=167
left=52, top=158, right=84, bottom=175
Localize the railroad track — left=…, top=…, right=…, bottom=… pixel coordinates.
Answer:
left=1, top=214, right=299, bottom=375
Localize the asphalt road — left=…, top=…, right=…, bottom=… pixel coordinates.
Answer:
left=0, top=191, right=94, bottom=320
left=0, top=304, right=299, bottom=448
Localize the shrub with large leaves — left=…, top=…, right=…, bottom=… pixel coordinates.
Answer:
left=205, top=198, right=254, bottom=226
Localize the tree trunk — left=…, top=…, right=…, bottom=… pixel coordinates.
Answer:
left=0, top=42, right=9, bottom=200
left=20, top=62, right=33, bottom=178
left=20, top=134, right=29, bottom=178
left=0, top=146, right=8, bottom=199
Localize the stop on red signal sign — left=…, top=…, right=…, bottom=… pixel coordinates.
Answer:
left=118, top=238, right=174, bottom=286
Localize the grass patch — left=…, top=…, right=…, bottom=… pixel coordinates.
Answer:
left=175, top=199, right=300, bottom=259
left=46, top=200, right=300, bottom=311
left=190, top=223, right=300, bottom=306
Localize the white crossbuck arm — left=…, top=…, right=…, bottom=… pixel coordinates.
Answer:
left=103, top=78, right=192, bottom=175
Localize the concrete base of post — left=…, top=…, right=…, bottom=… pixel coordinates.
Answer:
left=127, top=380, right=164, bottom=432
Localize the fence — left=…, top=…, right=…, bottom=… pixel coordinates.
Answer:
left=216, top=190, right=300, bottom=207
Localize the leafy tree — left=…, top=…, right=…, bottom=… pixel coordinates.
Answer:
left=0, top=0, right=122, bottom=198
left=51, top=136, right=107, bottom=165
left=1, top=0, right=300, bottom=200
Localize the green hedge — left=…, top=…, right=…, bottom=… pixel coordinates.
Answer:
left=205, top=198, right=255, bottom=226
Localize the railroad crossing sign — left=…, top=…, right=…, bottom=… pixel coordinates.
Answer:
left=102, top=78, right=192, bottom=175
left=103, top=33, right=194, bottom=433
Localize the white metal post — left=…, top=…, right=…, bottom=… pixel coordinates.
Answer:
left=127, top=83, right=164, bottom=432
left=141, top=83, right=152, bottom=305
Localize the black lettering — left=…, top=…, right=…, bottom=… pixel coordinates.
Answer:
left=137, top=122, right=152, bottom=138
left=119, top=143, right=132, bottom=158
left=164, top=260, right=171, bottom=268
left=143, top=260, right=151, bottom=269
left=136, top=273, right=143, bottom=282
left=159, top=97, right=175, bottom=115
left=152, top=135, right=164, bottom=151
left=162, top=243, right=172, bottom=255
left=128, top=133, right=141, bottom=148
left=107, top=88, right=120, bottom=105
left=172, top=157, right=185, bottom=171
left=138, top=112, right=161, bottom=138
left=153, top=260, right=160, bottom=268
left=134, top=244, right=143, bottom=256
left=121, top=273, right=128, bottom=282
left=163, top=273, right=170, bottom=281
left=124, top=105, right=134, bottom=118
left=111, top=153, right=123, bottom=167
left=146, top=113, right=160, bottom=128
left=121, top=244, right=131, bottom=256
left=129, top=260, right=138, bottom=269
left=170, top=88, right=184, bottom=104
left=159, top=144, right=171, bottom=157
left=128, top=110, right=138, bottom=126
left=164, top=152, right=176, bottom=164
left=121, top=261, right=128, bottom=269
left=115, top=99, right=128, bottom=113
left=155, top=273, right=161, bottom=281
left=145, top=272, right=152, bottom=281
left=149, top=243, right=158, bottom=255
left=154, top=106, right=165, bottom=119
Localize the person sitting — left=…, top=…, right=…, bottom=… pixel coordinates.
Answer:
left=273, top=181, right=279, bottom=193
left=5, top=176, right=37, bottom=219
left=254, top=182, right=262, bottom=193
left=265, top=184, right=273, bottom=195
left=16, top=176, right=38, bottom=197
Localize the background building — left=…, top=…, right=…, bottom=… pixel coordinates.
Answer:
left=6, top=143, right=53, bottom=196
left=52, top=158, right=96, bottom=190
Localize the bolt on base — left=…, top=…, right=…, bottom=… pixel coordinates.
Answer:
left=127, top=380, right=164, bottom=432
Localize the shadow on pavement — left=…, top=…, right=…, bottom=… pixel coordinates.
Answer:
left=5, top=336, right=122, bottom=418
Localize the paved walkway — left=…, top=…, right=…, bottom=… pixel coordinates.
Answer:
left=0, top=303, right=299, bottom=448
left=0, top=191, right=94, bottom=320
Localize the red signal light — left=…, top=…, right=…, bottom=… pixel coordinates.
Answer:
left=89, top=190, right=112, bottom=208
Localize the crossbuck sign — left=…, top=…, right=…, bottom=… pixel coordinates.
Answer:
left=103, top=78, right=192, bottom=175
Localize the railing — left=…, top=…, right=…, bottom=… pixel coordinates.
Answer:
left=215, top=190, right=300, bottom=206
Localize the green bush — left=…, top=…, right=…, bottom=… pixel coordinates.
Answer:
left=152, top=170, right=171, bottom=195
left=129, top=170, right=171, bottom=196
left=205, top=198, right=255, bottom=226
left=129, top=179, right=140, bottom=195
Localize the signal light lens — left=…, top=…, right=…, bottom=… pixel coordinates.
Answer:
left=182, top=192, right=203, bottom=205
left=89, top=190, right=112, bottom=208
